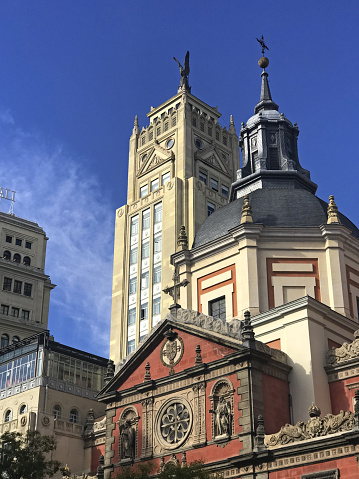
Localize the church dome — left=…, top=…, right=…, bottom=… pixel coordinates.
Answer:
left=246, top=109, right=293, bottom=128
left=192, top=188, right=359, bottom=248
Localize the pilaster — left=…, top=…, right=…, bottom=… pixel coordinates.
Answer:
left=320, top=224, right=351, bottom=317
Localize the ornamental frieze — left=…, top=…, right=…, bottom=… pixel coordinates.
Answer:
left=327, top=330, right=359, bottom=365
left=265, top=404, right=354, bottom=448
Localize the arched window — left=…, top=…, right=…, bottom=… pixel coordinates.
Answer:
left=13, top=253, right=21, bottom=263
left=3, top=251, right=11, bottom=260
left=69, top=409, right=78, bottom=423
left=23, top=257, right=31, bottom=266
left=1, top=334, right=9, bottom=349
left=53, top=405, right=62, bottom=419
left=12, top=336, right=20, bottom=344
left=19, top=404, right=27, bottom=415
left=4, top=410, right=11, bottom=422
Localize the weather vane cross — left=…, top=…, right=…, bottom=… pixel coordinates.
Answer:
left=256, top=35, right=269, bottom=56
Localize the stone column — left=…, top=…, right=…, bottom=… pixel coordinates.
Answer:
left=141, top=397, right=154, bottom=459
left=192, top=381, right=206, bottom=446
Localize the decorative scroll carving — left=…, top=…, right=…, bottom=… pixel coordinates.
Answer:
left=167, top=308, right=242, bottom=340
left=327, top=330, right=359, bottom=365
left=265, top=408, right=354, bottom=448
left=118, top=407, right=139, bottom=462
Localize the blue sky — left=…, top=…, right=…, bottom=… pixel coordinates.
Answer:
left=0, top=1, right=358, bottom=356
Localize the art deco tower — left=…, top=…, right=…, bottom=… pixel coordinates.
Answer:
left=110, top=54, right=239, bottom=362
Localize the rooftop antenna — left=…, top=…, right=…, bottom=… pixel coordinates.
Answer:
left=0, top=186, right=16, bottom=215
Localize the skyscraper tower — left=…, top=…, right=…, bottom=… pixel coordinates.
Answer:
left=110, top=53, right=239, bottom=362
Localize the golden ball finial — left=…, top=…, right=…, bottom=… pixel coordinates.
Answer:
left=258, top=56, right=269, bottom=69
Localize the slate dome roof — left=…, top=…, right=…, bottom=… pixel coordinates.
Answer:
left=192, top=188, right=359, bottom=248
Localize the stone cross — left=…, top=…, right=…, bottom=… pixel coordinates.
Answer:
left=163, top=266, right=189, bottom=311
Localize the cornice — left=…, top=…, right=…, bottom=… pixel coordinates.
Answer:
left=251, top=295, right=358, bottom=333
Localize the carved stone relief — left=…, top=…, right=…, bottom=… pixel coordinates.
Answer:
left=192, top=380, right=206, bottom=446
left=141, top=397, right=153, bottom=459
left=155, top=397, right=193, bottom=450
left=327, top=330, right=359, bottom=365
left=160, top=336, right=184, bottom=375
left=265, top=408, right=354, bottom=448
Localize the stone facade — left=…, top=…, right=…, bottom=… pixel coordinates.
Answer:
left=0, top=212, right=55, bottom=343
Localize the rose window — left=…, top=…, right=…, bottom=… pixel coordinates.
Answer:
left=156, top=399, right=192, bottom=449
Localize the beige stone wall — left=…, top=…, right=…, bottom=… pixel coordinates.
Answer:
left=0, top=212, right=55, bottom=342
left=0, top=385, right=105, bottom=476
left=110, top=91, right=239, bottom=362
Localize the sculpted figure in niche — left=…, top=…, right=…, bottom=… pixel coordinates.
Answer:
left=119, top=419, right=136, bottom=460
left=210, top=396, right=232, bottom=437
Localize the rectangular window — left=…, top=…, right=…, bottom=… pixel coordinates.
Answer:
left=140, top=303, right=148, bottom=321
left=221, top=185, right=229, bottom=197
left=210, top=178, right=218, bottom=192
left=164, top=122, right=169, bottom=132
left=207, top=202, right=215, bottom=216
left=153, top=297, right=161, bottom=315
left=127, top=339, right=135, bottom=355
left=131, top=216, right=139, bottom=236
left=149, top=130, right=153, bottom=140
left=3, top=277, right=12, bottom=291
left=1, top=305, right=9, bottom=315
left=14, top=280, right=22, bottom=294
left=129, top=277, right=137, bottom=294
left=151, top=178, right=159, bottom=192
left=140, top=184, right=148, bottom=198
left=128, top=308, right=136, bottom=325
left=142, top=209, right=150, bottom=230
left=192, top=117, right=197, bottom=127
left=154, top=235, right=162, bottom=253
left=208, top=126, right=212, bottom=136
left=153, top=265, right=161, bottom=284
left=223, top=136, right=227, bottom=145
left=162, top=172, right=170, bottom=185
left=200, top=122, right=205, bottom=131
left=156, top=127, right=161, bottom=136
left=15, top=238, right=22, bottom=246
left=141, top=242, right=150, bottom=259
left=24, top=283, right=32, bottom=297
left=216, top=130, right=220, bottom=141
left=209, top=296, right=226, bottom=321
left=141, top=271, right=149, bottom=290
left=199, top=171, right=207, bottom=185
left=140, top=334, right=147, bottom=342
left=172, top=116, right=177, bottom=127
left=11, top=307, right=20, bottom=318
left=130, top=247, right=138, bottom=265
left=25, top=241, right=31, bottom=249
left=301, top=470, right=339, bottom=479
left=22, top=310, right=30, bottom=320
left=5, top=236, right=12, bottom=243
left=154, top=203, right=162, bottom=223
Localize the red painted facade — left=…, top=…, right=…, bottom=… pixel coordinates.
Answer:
left=262, top=373, right=290, bottom=434
left=117, top=329, right=236, bottom=392
left=269, top=456, right=359, bottom=478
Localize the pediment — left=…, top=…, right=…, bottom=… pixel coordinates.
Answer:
left=195, top=145, right=231, bottom=174
left=99, top=313, right=244, bottom=397
left=137, top=143, right=174, bottom=178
